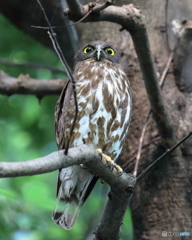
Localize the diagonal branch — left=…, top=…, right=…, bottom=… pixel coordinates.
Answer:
left=0, top=70, right=65, bottom=96
left=64, top=2, right=175, bottom=149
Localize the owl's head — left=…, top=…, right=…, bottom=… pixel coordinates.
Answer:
left=74, top=41, right=121, bottom=66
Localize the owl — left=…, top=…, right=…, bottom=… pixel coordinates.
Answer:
left=52, top=40, right=132, bottom=230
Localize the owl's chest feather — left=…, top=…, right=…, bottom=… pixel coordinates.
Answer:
left=65, top=60, right=131, bottom=159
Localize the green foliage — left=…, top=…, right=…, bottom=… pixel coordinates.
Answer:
left=0, top=14, right=133, bottom=240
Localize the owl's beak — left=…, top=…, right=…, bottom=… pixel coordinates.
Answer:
left=96, top=45, right=102, bottom=61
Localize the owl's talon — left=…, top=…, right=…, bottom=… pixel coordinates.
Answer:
left=96, top=149, right=123, bottom=173
left=102, top=154, right=112, bottom=162
left=114, top=165, right=123, bottom=173
left=96, top=148, right=103, bottom=160
left=96, top=148, right=102, bottom=154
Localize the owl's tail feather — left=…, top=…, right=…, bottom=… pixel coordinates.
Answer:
left=52, top=199, right=81, bottom=230
left=52, top=174, right=98, bottom=230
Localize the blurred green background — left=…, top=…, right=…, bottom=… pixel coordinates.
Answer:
left=0, top=14, right=133, bottom=240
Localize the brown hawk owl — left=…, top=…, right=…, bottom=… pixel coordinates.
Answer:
left=52, top=41, right=132, bottom=230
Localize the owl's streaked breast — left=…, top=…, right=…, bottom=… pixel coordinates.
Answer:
left=65, top=59, right=131, bottom=161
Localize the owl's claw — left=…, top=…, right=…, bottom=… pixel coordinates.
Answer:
left=96, top=149, right=123, bottom=173
left=96, top=148, right=102, bottom=155
left=102, top=153, right=123, bottom=173
left=96, top=148, right=103, bottom=161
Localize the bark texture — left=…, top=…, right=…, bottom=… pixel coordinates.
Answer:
left=1, top=0, right=192, bottom=239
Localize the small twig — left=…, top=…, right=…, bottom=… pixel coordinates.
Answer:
left=32, top=5, right=95, bottom=31
left=137, top=132, right=192, bottom=183
left=159, top=51, right=174, bottom=87
left=63, top=0, right=113, bottom=22
left=36, top=0, right=78, bottom=155
left=0, top=57, right=65, bottom=75
left=133, top=110, right=151, bottom=177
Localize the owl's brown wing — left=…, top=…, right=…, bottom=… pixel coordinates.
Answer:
left=54, top=79, right=73, bottom=197
left=53, top=76, right=101, bottom=229
left=55, top=79, right=73, bottom=150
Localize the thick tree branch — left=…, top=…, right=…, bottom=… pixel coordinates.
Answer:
left=64, top=2, right=175, bottom=149
left=0, top=70, right=65, bottom=96
left=0, top=144, right=135, bottom=189
left=0, top=144, right=136, bottom=240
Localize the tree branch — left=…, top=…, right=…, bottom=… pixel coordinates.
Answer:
left=0, top=70, right=65, bottom=96
left=64, top=2, right=175, bottom=149
left=0, top=144, right=136, bottom=240
left=0, top=144, right=135, bottom=190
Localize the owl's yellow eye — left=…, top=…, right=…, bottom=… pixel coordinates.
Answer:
left=83, top=46, right=94, bottom=53
left=105, top=47, right=115, bottom=55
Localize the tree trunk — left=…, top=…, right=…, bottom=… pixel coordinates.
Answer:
left=80, top=0, right=192, bottom=239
